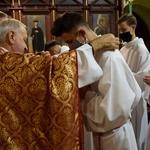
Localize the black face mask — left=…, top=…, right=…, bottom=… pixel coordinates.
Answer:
left=70, top=38, right=89, bottom=50
left=70, top=40, right=83, bottom=50
left=119, top=31, right=132, bottom=42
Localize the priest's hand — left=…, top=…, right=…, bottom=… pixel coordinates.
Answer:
left=143, top=75, right=150, bottom=86
left=90, top=33, right=120, bottom=54
left=41, top=51, right=51, bottom=56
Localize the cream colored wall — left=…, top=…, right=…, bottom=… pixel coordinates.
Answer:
left=133, top=0, right=150, bottom=8
left=123, top=0, right=150, bottom=50
left=124, top=0, right=150, bottom=31
left=133, top=0, right=150, bottom=31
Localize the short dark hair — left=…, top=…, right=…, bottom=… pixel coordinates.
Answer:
left=51, top=12, right=90, bottom=37
left=44, top=40, right=60, bottom=51
left=116, top=13, right=137, bottom=26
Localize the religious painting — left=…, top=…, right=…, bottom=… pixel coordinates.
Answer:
left=27, top=15, right=46, bottom=53
left=93, top=14, right=110, bottom=35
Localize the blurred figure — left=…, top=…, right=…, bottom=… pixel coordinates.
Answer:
left=117, top=13, right=150, bottom=150
left=44, top=40, right=69, bottom=55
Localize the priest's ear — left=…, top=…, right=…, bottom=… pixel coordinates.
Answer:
left=8, top=31, right=15, bottom=45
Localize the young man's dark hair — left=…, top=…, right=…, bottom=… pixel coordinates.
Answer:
left=51, top=12, right=90, bottom=37
left=116, top=13, right=137, bottom=26
left=44, top=40, right=60, bottom=51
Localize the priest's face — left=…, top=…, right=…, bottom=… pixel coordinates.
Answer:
left=10, top=28, right=28, bottom=54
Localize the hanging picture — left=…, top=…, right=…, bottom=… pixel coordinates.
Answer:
left=27, top=15, right=46, bottom=53
left=93, top=14, right=110, bottom=35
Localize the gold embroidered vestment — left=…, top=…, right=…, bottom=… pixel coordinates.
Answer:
left=0, top=50, right=83, bottom=150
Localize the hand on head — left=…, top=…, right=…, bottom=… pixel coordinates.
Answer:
left=101, top=33, right=120, bottom=49
left=90, top=33, right=120, bottom=53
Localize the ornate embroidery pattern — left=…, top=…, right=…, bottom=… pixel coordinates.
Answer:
left=0, top=50, right=83, bottom=150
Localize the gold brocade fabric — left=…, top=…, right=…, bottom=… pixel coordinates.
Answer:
left=0, top=50, right=83, bottom=150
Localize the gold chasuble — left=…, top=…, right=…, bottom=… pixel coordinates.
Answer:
left=0, top=49, right=83, bottom=150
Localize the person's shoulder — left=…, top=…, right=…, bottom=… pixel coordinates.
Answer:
left=133, top=37, right=145, bottom=46
left=95, top=49, right=125, bottom=66
left=134, top=38, right=149, bottom=52
left=96, top=49, right=121, bottom=61
left=101, top=49, right=119, bottom=56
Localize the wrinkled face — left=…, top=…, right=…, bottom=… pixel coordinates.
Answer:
left=11, top=28, right=28, bottom=54
left=48, top=44, right=61, bottom=55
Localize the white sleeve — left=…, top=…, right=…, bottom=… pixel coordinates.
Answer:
left=76, top=44, right=103, bottom=88
left=134, top=62, right=150, bottom=91
left=83, top=51, right=141, bottom=133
